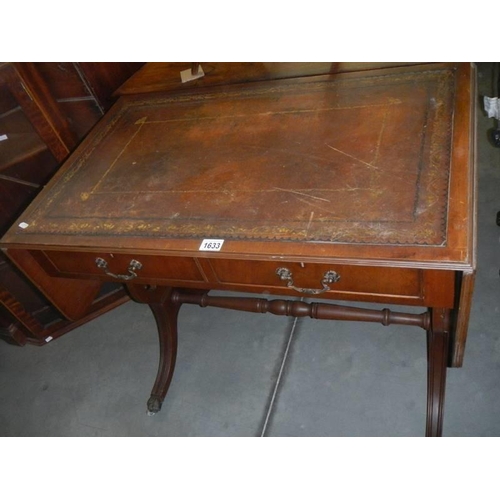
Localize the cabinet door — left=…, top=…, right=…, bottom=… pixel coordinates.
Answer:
left=0, top=63, right=100, bottom=344
left=0, top=63, right=131, bottom=346
left=0, top=63, right=77, bottom=342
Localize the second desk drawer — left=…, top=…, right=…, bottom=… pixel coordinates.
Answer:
left=209, top=260, right=422, bottom=299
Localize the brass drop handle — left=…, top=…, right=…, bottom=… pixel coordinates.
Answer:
left=275, top=267, right=340, bottom=295
left=95, top=257, right=142, bottom=281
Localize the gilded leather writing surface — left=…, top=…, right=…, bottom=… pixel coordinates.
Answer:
left=19, top=67, right=455, bottom=246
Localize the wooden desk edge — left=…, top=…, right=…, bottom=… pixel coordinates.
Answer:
left=450, top=63, right=478, bottom=368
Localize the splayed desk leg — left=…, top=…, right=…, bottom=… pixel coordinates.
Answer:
left=127, top=285, right=181, bottom=416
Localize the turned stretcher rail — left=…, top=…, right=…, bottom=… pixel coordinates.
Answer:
left=171, top=290, right=430, bottom=330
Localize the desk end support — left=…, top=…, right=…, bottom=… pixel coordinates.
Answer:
left=126, top=285, right=451, bottom=435
left=426, top=308, right=451, bottom=437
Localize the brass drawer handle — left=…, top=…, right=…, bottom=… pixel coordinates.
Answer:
left=95, top=257, right=142, bottom=281
left=275, top=267, right=340, bottom=295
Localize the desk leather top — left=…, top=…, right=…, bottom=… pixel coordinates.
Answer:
left=1, top=63, right=476, bottom=270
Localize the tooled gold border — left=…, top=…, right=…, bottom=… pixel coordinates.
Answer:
left=20, top=68, right=455, bottom=246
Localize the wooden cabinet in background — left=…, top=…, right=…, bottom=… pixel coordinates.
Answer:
left=0, top=62, right=143, bottom=346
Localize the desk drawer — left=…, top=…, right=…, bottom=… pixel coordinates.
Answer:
left=35, top=251, right=452, bottom=306
left=209, top=260, right=422, bottom=301
left=39, top=251, right=206, bottom=284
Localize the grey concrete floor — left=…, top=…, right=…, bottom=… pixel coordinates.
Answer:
left=1, top=63, right=499, bottom=436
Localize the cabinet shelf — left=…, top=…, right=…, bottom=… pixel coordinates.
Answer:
left=0, top=108, right=49, bottom=172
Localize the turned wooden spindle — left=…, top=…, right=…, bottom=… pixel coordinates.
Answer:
left=171, top=290, right=430, bottom=330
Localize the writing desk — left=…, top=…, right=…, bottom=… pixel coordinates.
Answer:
left=0, top=63, right=476, bottom=436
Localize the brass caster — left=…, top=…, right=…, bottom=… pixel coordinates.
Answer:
left=147, top=395, right=162, bottom=416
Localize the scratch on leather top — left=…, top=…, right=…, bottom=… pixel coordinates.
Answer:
left=18, top=68, right=455, bottom=246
